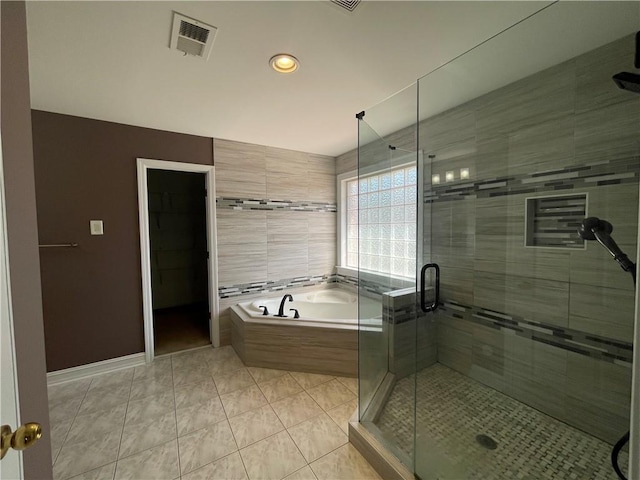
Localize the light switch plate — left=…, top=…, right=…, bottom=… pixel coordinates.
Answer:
left=90, top=220, right=104, bottom=235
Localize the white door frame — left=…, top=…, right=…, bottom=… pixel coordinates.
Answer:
left=136, top=158, right=220, bottom=364
left=0, top=131, right=23, bottom=478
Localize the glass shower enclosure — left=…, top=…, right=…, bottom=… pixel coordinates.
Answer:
left=356, top=2, right=640, bottom=479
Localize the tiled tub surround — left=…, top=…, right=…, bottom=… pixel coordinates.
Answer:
left=229, top=285, right=379, bottom=377
left=230, top=305, right=358, bottom=377
left=48, top=346, right=376, bottom=480
left=214, top=138, right=337, bottom=345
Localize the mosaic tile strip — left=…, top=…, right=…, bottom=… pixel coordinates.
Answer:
left=220, top=273, right=381, bottom=300
left=374, top=364, right=628, bottom=479
left=425, top=156, right=640, bottom=203
left=383, top=302, right=424, bottom=325
left=440, top=300, right=633, bottom=366
left=218, top=274, right=335, bottom=298
left=335, top=273, right=396, bottom=297
left=216, top=197, right=336, bottom=212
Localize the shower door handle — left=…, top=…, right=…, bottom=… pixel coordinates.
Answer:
left=420, top=263, right=440, bottom=313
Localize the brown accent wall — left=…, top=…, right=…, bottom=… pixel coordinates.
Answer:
left=31, top=110, right=213, bottom=372
left=1, top=2, right=53, bottom=478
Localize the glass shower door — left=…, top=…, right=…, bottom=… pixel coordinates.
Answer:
left=356, top=83, right=424, bottom=469
left=414, top=3, right=639, bottom=479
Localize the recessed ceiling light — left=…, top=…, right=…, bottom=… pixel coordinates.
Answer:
left=269, top=54, right=299, bottom=74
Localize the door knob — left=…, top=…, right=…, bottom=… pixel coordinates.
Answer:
left=0, top=423, right=42, bottom=460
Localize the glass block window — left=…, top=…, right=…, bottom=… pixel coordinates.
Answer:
left=345, top=164, right=417, bottom=277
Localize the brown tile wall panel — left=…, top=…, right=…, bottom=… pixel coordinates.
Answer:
left=213, top=139, right=267, bottom=198
left=336, top=149, right=357, bottom=175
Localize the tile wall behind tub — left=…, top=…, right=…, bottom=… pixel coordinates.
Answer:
left=213, top=139, right=337, bottom=344
left=422, top=35, right=639, bottom=445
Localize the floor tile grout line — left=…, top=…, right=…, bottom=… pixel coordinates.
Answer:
left=51, top=378, right=93, bottom=467
left=283, top=428, right=312, bottom=476
left=173, top=354, right=185, bottom=478
left=112, top=373, right=135, bottom=477
left=224, top=403, right=251, bottom=480
left=56, top=375, right=134, bottom=480
left=289, top=373, right=336, bottom=391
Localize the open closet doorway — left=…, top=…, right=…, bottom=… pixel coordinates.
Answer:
left=137, top=158, right=219, bottom=362
left=148, top=169, right=208, bottom=355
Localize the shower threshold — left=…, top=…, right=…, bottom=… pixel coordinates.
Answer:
left=371, top=363, right=628, bottom=480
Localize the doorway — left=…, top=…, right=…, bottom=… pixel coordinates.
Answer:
left=147, top=169, right=209, bottom=355
left=137, top=159, right=219, bottom=362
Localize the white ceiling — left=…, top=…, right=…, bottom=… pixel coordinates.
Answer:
left=25, top=1, right=639, bottom=157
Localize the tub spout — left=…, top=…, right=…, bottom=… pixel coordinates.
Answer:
left=275, top=294, right=293, bottom=317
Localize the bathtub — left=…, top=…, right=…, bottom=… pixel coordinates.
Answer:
left=230, top=286, right=382, bottom=376
left=236, top=288, right=381, bottom=329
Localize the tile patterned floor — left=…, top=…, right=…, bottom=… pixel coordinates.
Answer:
left=48, top=346, right=380, bottom=480
left=376, top=364, right=630, bottom=480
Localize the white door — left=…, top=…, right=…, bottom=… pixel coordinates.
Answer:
left=0, top=133, right=23, bottom=478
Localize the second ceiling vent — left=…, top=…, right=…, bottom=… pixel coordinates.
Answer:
left=170, top=12, right=217, bottom=60
left=330, top=0, right=361, bottom=13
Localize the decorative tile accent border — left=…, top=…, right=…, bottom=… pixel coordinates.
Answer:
left=218, top=272, right=397, bottom=300
left=426, top=156, right=640, bottom=203
left=383, top=301, right=423, bottom=325
left=218, top=274, right=335, bottom=299
left=440, top=300, right=633, bottom=367
left=334, top=273, right=391, bottom=297
left=217, top=197, right=336, bottom=212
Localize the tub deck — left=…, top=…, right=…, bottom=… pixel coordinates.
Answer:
left=230, top=305, right=358, bottom=377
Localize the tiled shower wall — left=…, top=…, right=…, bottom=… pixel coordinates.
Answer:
left=425, top=35, right=639, bottom=445
left=214, top=138, right=337, bottom=344
left=337, top=35, right=639, bottom=444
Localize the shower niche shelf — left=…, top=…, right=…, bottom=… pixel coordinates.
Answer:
left=525, top=193, right=587, bottom=249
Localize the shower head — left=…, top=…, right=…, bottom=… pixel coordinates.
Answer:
left=577, top=217, right=612, bottom=241
left=612, top=72, right=640, bottom=95
left=612, top=31, right=640, bottom=95
left=578, top=217, right=635, bottom=273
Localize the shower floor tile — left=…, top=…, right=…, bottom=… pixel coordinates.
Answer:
left=375, top=363, right=628, bottom=480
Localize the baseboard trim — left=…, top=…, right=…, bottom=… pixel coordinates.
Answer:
left=47, top=353, right=146, bottom=386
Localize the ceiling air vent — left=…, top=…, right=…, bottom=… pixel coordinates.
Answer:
left=330, top=0, right=361, bottom=12
left=170, top=12, right=217, bottom=60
